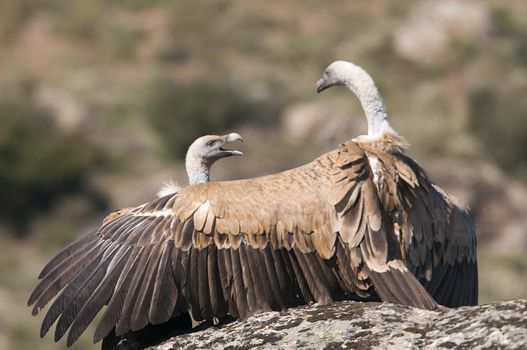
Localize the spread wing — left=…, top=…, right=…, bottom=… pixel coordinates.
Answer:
left=364, top=143, right=478, bottom=307
left=420, top=185, right=478, bottom=306
left=28, top=142, right=438, bottom=347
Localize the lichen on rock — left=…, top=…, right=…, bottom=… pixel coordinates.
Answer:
left=148, top=299, right=527, bottom=350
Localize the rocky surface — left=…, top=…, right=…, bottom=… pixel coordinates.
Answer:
left=149, top=299, right=527, bottom=350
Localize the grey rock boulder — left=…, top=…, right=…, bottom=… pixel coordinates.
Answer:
left=148, top=299, right=527, bottom=350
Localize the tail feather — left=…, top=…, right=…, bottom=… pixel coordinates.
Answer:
left=367, top=261, right=438, bottom=310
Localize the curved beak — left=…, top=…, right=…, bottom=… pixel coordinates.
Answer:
left=316, top=78, right=331, bottom=93
left=219, top=133, right=243, bottom=156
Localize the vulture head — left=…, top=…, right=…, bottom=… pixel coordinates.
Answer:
left=316, top=60, right=390, bottom=137
left=187, top=133, right=243, bottom=165
left=186, top=133, right=243, bottom=185
left=316, top=60, right=373, bottom=94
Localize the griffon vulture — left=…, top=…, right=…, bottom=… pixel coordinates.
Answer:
left=28, top=62, right=476, bottom=349
left=316, top=60, right=477, bottom=307
left=28, top=133, right=243, bottom=348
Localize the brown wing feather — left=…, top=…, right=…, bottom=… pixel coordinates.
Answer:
left=187, top=248, right=202, bottom=321
left=229, top=247, right=249, bottom=318
left=149, top=241, right=179, bottom=325
left=130, top=244, right=163, bottom=331
left=93, top=246, right=143, bottom=343
left=244, top=245, right=271, bottom=312
left=66, top=246, right=133, bottom=346
left=36, top=230, right=99, bottom=280
left=215, top=248, right=233, bottom=315
left=197, top=248, right=213, bottom=319
left=206, top=246, right=228, bottom=316
left=218, top=248, right=239, bottom=318
left=360, top=133, right=477, bottom=307
left=115, top=244, right=153, bottom=335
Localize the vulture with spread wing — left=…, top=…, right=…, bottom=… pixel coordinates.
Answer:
left=28, top=61, right=477, bottom=349
left=29, top=133, right=243, bottom=348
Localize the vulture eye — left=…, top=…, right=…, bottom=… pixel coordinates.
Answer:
left=206, top=141, right=215, bottom=147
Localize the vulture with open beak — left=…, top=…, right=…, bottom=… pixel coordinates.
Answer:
left=28, top=133, right=244, bottom=348
left=157, top=132, right=244, bottom=197
left=28, top=62, right=476, bottom=349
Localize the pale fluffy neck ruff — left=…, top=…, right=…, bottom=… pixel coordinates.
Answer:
left=186, top=153, right=210, bottom=185
left=355, top=129, right=410, bottom=154
left=341, top=63, right=394, bottom=140
left=157, top=179, right=181, bottom=198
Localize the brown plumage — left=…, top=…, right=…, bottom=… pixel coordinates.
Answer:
left=28, top=133, right=243, bottom=349
left=316, top=60, right=477, bottom=308
left=28, top=62, right=477, bottom=348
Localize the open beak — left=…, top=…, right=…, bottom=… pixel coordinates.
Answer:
left=219, top=132, right=243, bottom=156
left=316, top=78, right=331, bottom=93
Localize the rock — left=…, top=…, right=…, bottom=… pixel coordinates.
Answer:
left=148, top=299, right=527, bottom=350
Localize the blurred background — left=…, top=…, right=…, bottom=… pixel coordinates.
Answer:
left=0, top=0, right=526, bottom=349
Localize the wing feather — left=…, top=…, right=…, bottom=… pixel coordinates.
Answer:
left=130, top=244, right=163, bottom=331
left=197, top=248, right=212, bottom=319
left=115, top=245, right=154, bottom=335
left=93, top=246, right=144, bottom=342
left=218, top=248, right=239, bottom=318
left=40, top=241, right=110, bottom=338
left=54, top=242, right=121, bottom=341
left=245, top=245, right=271, bottom=313
left=237, top=244, right=259, bottom=315
left=256, top=247, right=283, bottom=309
left=269, top=248, right=295, bottom=305
left=229, top=248, right=249, bottom=318
left=187, top=248, right=202, bottom=321
left=207, top=246, right=227, bottom=316
left=283, top=249, right=313, bottom=304
left=36, top=231, right=99, bottom=280
left=149, top=241, right=179, bottom=324
left=30, top=239, right=104, bottom=315
left=66, top=246, right=132, bottom=346
left=292, top=249, right=332, bottom=304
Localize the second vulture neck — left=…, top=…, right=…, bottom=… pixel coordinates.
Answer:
left=186, top=156, right=210, bottom=185
left=343, top=66, right=392, bottom=136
